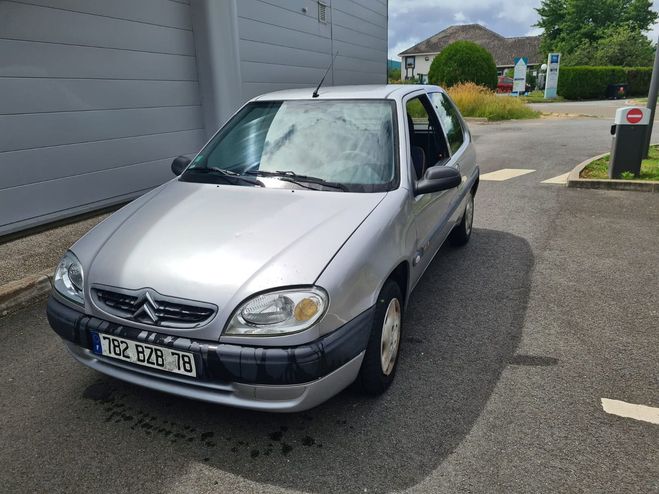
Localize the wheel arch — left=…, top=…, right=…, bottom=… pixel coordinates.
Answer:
left=386, top=260, right=410, bottom=308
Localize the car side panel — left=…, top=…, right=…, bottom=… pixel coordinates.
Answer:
left=314, top=188, right=415, bottom=334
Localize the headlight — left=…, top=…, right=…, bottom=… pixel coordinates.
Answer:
left=225, top=287, right=328, bottom=336
left=54, top=251, right=85, bottom=304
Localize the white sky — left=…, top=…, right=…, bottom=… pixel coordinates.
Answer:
left=388, top=0, right=659, bottom=60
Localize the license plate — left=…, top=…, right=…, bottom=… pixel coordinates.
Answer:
left=91, top=333, right=197, bottom=377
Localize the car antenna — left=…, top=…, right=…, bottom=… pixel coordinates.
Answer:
left=313, top=51, right=339, bottom=98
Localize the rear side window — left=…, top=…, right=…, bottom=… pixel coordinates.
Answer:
left=430, top=93, right=464, bottom=155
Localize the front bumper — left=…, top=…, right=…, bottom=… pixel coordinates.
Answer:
left=47, top=296, right=374, bottom=411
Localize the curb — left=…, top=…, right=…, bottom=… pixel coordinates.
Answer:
left=464, top=117, right=488, bottom=123
left=567, top=152, right=659, bottom=192
left=0, top=268, right=54, bottom=318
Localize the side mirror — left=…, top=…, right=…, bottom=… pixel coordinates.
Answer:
left=171, top=155, right=192, bottom=176
left=414, top=166, right=461, bottom=196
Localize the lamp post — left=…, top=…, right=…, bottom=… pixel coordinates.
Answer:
left=538, top=63, right=548, bottom=91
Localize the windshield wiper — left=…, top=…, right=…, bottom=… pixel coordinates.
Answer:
left=245, top=170, right=348, bottom=191
left=187, top=166, right=264, bottom=187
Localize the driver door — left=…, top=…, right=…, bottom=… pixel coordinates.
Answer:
left=406, top=93, right=458, bottom=288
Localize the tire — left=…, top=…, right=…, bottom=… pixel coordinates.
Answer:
left=357, top=280, right=403, bottom=395
left=449, top=191, right=474, bottom=247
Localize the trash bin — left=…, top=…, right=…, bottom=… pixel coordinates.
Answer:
left=606, top=83, right=629, bottom=100
left=609, top=106, right=650, bottom=178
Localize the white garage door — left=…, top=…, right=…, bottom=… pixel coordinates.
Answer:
left=0, top=0, right=205, bottom=236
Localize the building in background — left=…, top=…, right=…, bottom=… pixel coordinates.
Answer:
left=0, top=0, right=388, bottom=236
left=398, top=24, right=541, bottom=82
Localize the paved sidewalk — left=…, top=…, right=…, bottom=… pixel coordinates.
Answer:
left=0, top=212, right=110, bottom=316
left=0, top=213, right=109, bottom=286
left=529, top=99, right=657, bottom=120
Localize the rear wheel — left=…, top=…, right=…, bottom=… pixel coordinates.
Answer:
left=449, top=191, right=474, bottom=246
left=357, top=280, right=403, bottom=395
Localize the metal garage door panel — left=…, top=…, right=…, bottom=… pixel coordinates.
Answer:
left=0, top=1, right=203, bottom=236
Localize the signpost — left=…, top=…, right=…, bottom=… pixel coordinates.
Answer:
left=544, top=53, right=561, bottom=99
left=512, top=57, right=528, bottom=95
left=610, top=107, right=650, bottom=178
left=627, top=108, right=644, bottom=124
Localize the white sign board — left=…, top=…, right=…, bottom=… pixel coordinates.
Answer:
left=544, top=53, right=561, bottom=99
left=614, top=106, right=651, bottom=125
left=513, top=57, right=528, bottom=94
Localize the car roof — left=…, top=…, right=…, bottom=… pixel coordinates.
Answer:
left=252, top=84, right=444, bottom=102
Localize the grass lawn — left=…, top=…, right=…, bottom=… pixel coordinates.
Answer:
left=581, top=145, right=659, bottom=181
left=520, top=91, right=565, bottom=103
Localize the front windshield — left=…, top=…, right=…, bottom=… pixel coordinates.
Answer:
left=181, top=100, right=397, bottom=192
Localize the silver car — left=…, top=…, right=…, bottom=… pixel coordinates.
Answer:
left=47, top=85, right=479, bottom=412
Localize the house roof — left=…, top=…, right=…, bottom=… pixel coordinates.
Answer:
left=398, top=24, right=542, bottom=66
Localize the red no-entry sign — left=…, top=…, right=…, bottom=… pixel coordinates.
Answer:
left=626, top=108, right=644, bottom=124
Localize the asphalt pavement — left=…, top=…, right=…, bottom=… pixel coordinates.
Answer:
left=1, top=115, right=657, bottom=493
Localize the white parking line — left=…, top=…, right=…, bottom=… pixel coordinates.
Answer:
left=480, top=169, right=536, bottom=181
left=601, top=398, right=659, bottom=425
left=541, top=172, right=570, bottom=185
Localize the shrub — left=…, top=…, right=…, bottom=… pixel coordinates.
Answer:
left=557, top=66, right=653, bottom=99
left=387, top=67, right=401, bottom=82
left=447, top=82, right=540, bottom=121
left=428, top=41, right=498, bottom=90
left=625, top=67, right=653, bottom=96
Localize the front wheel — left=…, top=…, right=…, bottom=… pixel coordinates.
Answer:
left=449, top=191, right=474, bottom=247
left=357, top=280, right=403, bottom=395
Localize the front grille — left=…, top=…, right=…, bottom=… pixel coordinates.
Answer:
left=93, top=287, right=216, bottom=329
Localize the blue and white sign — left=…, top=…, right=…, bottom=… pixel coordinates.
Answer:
left=513, top=57, right=528, bottom=95
left=544, top=53, right=561, bottom=99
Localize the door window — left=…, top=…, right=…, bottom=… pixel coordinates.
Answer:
left=429, top=93, right=464, bottom=154
left=405, top=95, right=449, bottom=180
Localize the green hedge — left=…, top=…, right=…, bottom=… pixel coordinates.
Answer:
left=626, top=68, right=653, bottom=96
left=557, top=66, right=652, bottom=99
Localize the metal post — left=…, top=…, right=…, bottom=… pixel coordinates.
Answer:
left=644, top=37, right=659, bottom=158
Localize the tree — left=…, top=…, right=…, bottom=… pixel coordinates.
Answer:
left=388, top=67, right=401, bottom=82
left=428, top=41, right=498, bottom=90
left=563, top=25, right=655, bottom=66
left=536, top=0, right=658, bottom=66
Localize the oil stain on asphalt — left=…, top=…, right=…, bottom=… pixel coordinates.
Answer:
left=82, top=380, right=326, bottom=461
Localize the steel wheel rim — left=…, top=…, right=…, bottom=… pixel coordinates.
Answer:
left=465, top=195, right=474, bottom=236
left=380, top=298, right=401, bottom=376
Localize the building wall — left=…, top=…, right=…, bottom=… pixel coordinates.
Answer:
left=415, top=54, right=434, bottom=79
left=331, top=0, right=388, bottom=85
left=233, top=0, right=388, bottom=112
left=0, top=0, right=388, bottom=236
left=403, top=54, right=538, bottom=81
left=0, top=0, right=206, bottom=236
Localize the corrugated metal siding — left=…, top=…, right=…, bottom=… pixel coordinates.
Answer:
left=0, top=0, right=205, bottom=235
left=236, top=0, right=386, bottom=102
left=332, top=0, right=388, bottom=85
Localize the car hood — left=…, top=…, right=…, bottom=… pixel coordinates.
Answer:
left=77, top=180, right=386, bottom=331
